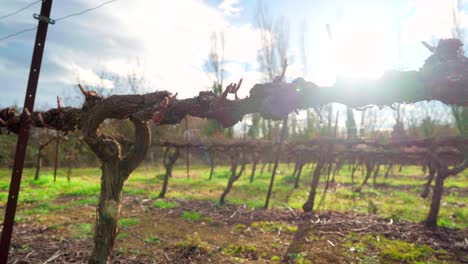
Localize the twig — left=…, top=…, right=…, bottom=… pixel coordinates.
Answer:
left=23, top=108, right=31, bottom=117
left=421, top=41, right=435, bottom=53
left=42, top=250, right=61, bottom=264
left=57, top=96, right=62, bottom=112
left=77, top=84, right=87, bottom=97
left=36, top=113, right=51, bottom=128
left=25, top=250, right=36, bottom=260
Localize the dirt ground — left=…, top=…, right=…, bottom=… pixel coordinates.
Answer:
left=3, top=195, right=468, bottom=264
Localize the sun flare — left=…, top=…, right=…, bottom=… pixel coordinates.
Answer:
left=333, top=24, right=391, bottom=79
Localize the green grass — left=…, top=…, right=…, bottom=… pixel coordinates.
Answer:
left=221, top=243, right=256, bottom=256
left=180, top=211, right=203, bottom=222
left=73, top=223, right=92, bottom=238
left=0, top=164, right=466, bottom=228
left=152, top=199, right=178, bottom=209
left=73, top=197, right=98, bottom=206
left=250, top=221, right=298, bottom=233
left=344, top=233, right=438, bottom=262
left=144, top=236, right=161, bottom=245
left=119, top=218, right=139, bottom=228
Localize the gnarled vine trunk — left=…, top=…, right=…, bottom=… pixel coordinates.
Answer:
left=250, top=153, right=260, bottom=183
left=424, top=169, right=445, bottom=227
left=356, top=160, right=375, bottom=192
left=90, top=160, right=124, bottom=264
left=158, top=147, right=180, bottom=199
left=293, top=163, right=304, bottom=189
left=34, top=150, right=43, bottom=181
left=219, top=152, right=245, bottom=205
left=208, top=153, right=215, bottom=180
left=420, top=162, right=436, bottom=198
left=302, top=162, right=324, bottom=212
left=34, top=138, right=54, bottom=181
left=350, top=163, right=359, bottom=184
left=85, top=116, right=150, bottom=264
left=372, top=164, right=380, bottom=185
left=423, top=154, right=466, bottom=227
left=384, top=163, right=393, bottom=179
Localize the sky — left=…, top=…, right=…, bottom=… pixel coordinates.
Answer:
left=0, top=0, right=465, bottom=119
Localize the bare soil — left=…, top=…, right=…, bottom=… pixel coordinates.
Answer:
left=3, top=196, right=468, bottom=263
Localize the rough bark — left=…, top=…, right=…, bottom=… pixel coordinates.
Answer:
left=208, top=152, right=215, bottom=180
left=423, top=157, right=466, bottom=227
left=34, top=150, right=43, bottom=181
left=90, top=160, right=123, bottom=264
left=302, top=162, right=324, bottom=212
left=420, top=162, right=436, bottom=198
left=318, top=163, right=334, bottom=209
left=264, top=117, right=288, bottom=209
left=384, top=163, right=393, bottom=179
left=356, top=160, right=375, bottom=192
left=293, top=163, right=304, bottom=189
left=87, top=112, right=150, bottom=264
left=53, top=131, right=60, bottom=182
left=66, top=164, right=72, bottom=182
left=291, top=162, right=299, bottom=179
left=350, top=163, right=359, bottom=184
left=372, top=164, right=380, bottom=185
left=424, top=170, right=445, bottom=227
left=219, top=153, right=246, bottom=205
left=158, top=147, right=180, bottom=199
left=250, top=154, right=260, bottom=183
left=260, top=161, right=267, bottom=175
left=34, top=137, right=54, bottom=181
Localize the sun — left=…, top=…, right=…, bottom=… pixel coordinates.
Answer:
left=333, top=24, right=390, bottom=79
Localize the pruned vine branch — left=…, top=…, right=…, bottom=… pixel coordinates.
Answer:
left=0, top=38, right=467, bottom=135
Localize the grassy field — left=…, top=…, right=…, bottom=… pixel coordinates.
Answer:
left=0, top=163, right=466, bottom=228
left=0, top=164, right=466, bottom=263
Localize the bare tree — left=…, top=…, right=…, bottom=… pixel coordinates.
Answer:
left=363, top=107, right=385, bottom=138
left=205, top=32, right=225, bottom=96
left=204, top=31, right=234, bottom=138
left=451, top=0, right=468, bottom=136
left=255, top=1, right=290, bottom=140
left=256, top=2, right=289, bottom=81
left=127, top=61, right=147, bottom=94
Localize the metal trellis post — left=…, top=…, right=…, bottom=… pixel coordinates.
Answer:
left=0, top=0, right=54, bottom=262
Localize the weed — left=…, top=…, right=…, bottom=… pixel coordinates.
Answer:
left=117, top=232, right=129, bottom=239
left=145, top=236, right=161, bottom=245
left=181, top=211, right=202, bottom=222
left=250, top=221, right=298, bottom=233
left=233, top=224, right=247, bottom=231
left=119, top=218, right=139, bottom=228
left=73, top=197, right=98, bottom=206
left=73, top=223, right=92, bottom=238
left=221, top=243, right=257, bottom=258
left=345, top=233, right=435, bottom=262
left=287, top=253, right=309, bottom=263
left=123, top=188, right=148, bottom=195
left=129, top=249, right=140, bottom=254
left=152, top=199, right=178, bottom=209
left=176, top=232, right=211, bottom=256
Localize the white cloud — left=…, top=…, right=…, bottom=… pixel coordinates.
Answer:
left=218, top=0, right=242, bottom=16
left=90, top=0, right=259, bottom=97
left=0, top=0, right=262, bottom=104
left=55, top=61, right=114, bottom=89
